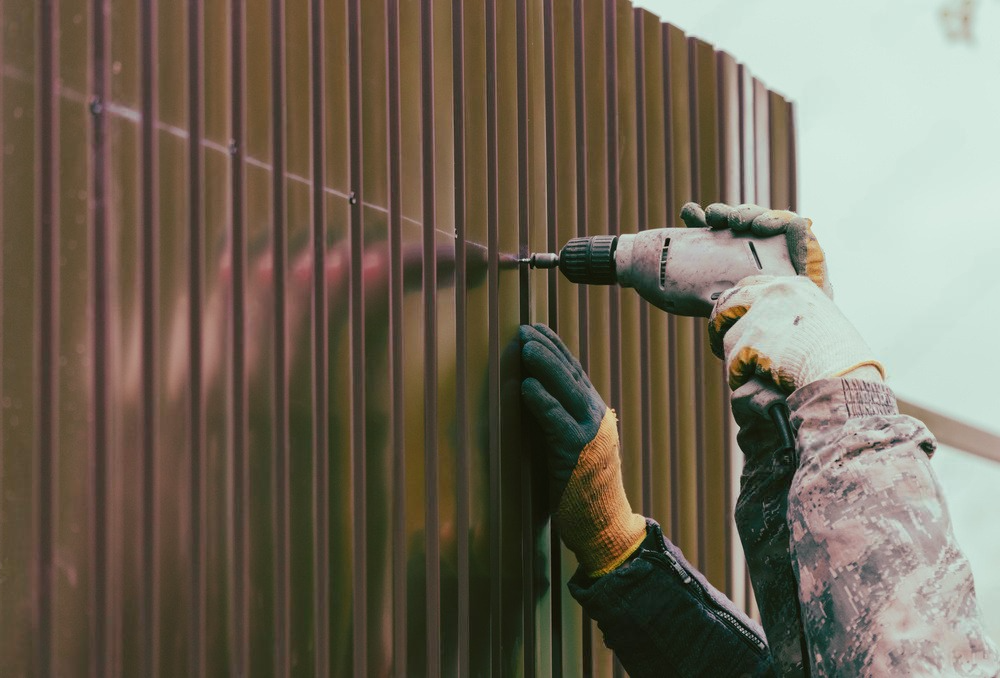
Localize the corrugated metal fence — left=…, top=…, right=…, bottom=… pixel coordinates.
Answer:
left=0, top=0, right=796, bottom=675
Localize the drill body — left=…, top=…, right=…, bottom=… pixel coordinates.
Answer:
left=529, top=228, right=796, bottom=318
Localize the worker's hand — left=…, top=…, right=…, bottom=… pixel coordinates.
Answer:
left=709, top=276, right=883, bottom=392
left=680, top=202, right=833, bottom=298
left=520, top=324, right=646, bottom=577
left=520, top=323, right=606, bottom=496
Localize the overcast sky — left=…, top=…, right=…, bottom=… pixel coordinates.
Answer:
left=635, top=0, right=1000, bottom=640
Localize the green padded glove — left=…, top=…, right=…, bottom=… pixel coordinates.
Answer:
left=520, top=324, right=606, bottom=500
left=520, top=324, right=646, bottom=577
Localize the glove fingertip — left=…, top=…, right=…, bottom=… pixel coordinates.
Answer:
left=521, top=376, right=544, bottom=401
left=533, top=323, right=588, bottom=376
left=705, top=203, right=734, bottom=229
left=533, top=323, right=565, bottom=348
left=708, top=304, right=748, bottom=360
left=522, top=377, right=565, bottom=425
left=680, top=202, right=707, bottom=228
left=729, top=204, right=766, bottom=232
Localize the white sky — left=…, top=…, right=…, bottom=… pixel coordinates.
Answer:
left=637, top=0, right=1000, bottom=643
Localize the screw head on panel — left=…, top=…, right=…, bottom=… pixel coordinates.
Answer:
left=348, top=191, right=358, bottom=205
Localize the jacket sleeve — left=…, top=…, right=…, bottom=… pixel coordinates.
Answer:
left=567, top=519, right=776, bottom=678
left=786, top=378, right=1000, bottom=676
left=731, top=382, right=810, bottom=677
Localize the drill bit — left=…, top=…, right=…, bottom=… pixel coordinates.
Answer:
left=518, top=252, right=560, bottom=269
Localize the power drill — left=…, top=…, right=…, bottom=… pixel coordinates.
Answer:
left=520, top=225, right=798, bottom=453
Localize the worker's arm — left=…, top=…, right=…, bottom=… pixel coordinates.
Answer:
left=710, top=274, right=1000, bottom=676
left=520, top=324, right=775, bottom=678
left=679, top=203, right=835, bottom=676
left=729, top=381, right=811, bottom=678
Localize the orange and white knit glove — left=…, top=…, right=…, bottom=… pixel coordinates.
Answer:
left=520, top=324, right=646, bottom=578
left=709, top=276, right=884, bottom=393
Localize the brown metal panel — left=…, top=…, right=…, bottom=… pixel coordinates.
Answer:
left=153, top=0, right=192, bottom=669
left=385, top=1, right=408, bottom=674
left=200, top=1, right=233, bottom=669
left=733, top=61, right=756, bottom=616
left=139, top=1, right=161, bottom=675
left=432, top=0, right=459, bottom=670
left=324, top=0, right=353, bottom=673
left=612, top=5, right=637, bottom=677
left=228, top=0, right=250, bottom=672
left=753, top=80, right=770, bottom=206
left=106, top=1, right=142, bottom=672
left=633, top=7, right=652, bottom=521
left=516, top=0, right=540, bottom=675
left=497, top=0, right=526, bottom=673
left=717, top=53, right=740, bottom=205
left=747, top=76, right=772, bottom=625
left=769, top=91, right=791, bottom=209
left=580, top=2, right=611, bottom=673
left=420, top=0, right=441, bottom=674
left=282, top=0, right=318, bottom=674
left=662, top=22, right=697, bottom=561
left=602, top=0, right=622, bottom=446
left=541, top=3, right=565, bottom=674
left=789, top=102, right=798, bottom=211
left=615, top=0, right=642, bottom=542
left=38, top=1, right=58, bottom=675
left=716, top=49, right=742, bottom=605
left=308, top=0, right=330, bottom=674
left=450, top=1, right=471, bottom=673
left=521, top=0, right=553, bottom=674
left=347, top=0, right=369, bottom=675
left=186, top=1, right=206, bottom=674
left=398, top=0, right=427, bottom=671
left=738, top=66, right=756, bottom=208
left=545, top=0, right=586, bottom=672
left=458, top=2, right=492, bottom=672
left=244, top=0, right=278, bottom=673
left=484, top=0, right=502, bottom=671
left=358, top=0, right=391, bottom=674
left=0, top=4, right=39, bottom=676
left=51, top=0, right=94, bottom=673
left=269, top=1, right=291, bottom=674
left=637, top=8, right=672, bottom=535
left=688, top=36, right=728, bottom=590
left=90, top=0, right=113, bottom=673
left=571, top=0, right=594, bottom=672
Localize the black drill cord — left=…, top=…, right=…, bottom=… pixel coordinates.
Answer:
left=769, top=403, right=796, bottom=457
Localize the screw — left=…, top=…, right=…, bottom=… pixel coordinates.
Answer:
left=228, top=140, right=239, bottom=155
left=348, top=191, right=358, bottom=205
left=89, top=97, right=103, bottom=116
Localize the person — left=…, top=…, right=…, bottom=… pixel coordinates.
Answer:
left=519, top=203, right=1000, bottom=677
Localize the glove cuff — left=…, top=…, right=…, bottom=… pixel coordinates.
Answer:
left=555, top=409, right=647, bottom=578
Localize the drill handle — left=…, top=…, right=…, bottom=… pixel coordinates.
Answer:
left=615, top=227, right=797, bottom=318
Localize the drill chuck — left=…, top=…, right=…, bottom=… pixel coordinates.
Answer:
left=558, top=235, right=618, bottom=285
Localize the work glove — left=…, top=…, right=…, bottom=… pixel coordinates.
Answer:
left=680, top=201, right=833, bottom=298
left=708, top=275, right=884, bottom=393
left=520, top=324, right=646, bottom=578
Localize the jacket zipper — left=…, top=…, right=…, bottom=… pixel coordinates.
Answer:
left=646, top=548, right=768, bottom=653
